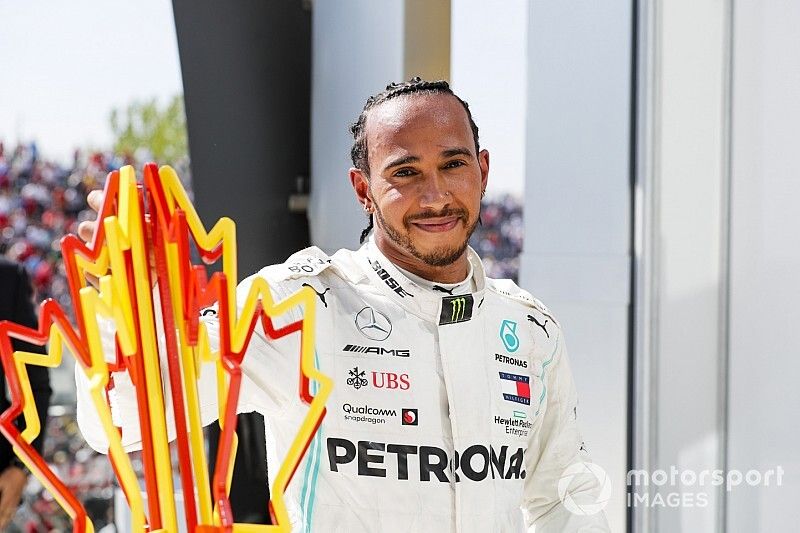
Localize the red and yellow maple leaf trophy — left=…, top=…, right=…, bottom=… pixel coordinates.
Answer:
left=0, top=164, right=332, bottom=532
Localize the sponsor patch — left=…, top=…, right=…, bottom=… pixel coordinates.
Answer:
left=495, top=353, right=527, bottom=368
left=494, top=415, right=532, bottom=437
left=341, top=403, right=396, bottom=425
left=347, top=366, right=369, bottom=390
left=369, top=258, right=414, bottom=298
left=499, top=372, right=531, bottom=405
left=372, top=371, right=410, bottom=390
left=499, top=319, right=520, bottom=352
left=439, top=295, right=474, bottom=325
left=343, top=344, right=410, bottom=358
left=355, top=307, right=392, bottom=341
left=402, top=408, right=418, bottom=426
left=327, top=438, right=526, bottom=482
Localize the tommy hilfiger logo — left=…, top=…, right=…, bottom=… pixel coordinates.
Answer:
left=499, top=372, right=531, bottom=405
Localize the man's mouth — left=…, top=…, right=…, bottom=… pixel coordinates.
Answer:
left=410, top=216, right=461, bottom=233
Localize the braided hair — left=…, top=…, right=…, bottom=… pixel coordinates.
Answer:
left=349, top=77, right=480, bottom=243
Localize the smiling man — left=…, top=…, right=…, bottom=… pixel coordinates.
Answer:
left=349, top=81, right=487, bottom=280
left=75, top=78, right=610, bottom=532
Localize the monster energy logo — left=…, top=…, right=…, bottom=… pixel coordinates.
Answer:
left=451, top=297, right=466, bottom=321
left=439, top=294, right=474, bottom=325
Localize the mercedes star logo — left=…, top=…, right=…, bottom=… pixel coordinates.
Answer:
left=355, top=306, right=392, bottom=341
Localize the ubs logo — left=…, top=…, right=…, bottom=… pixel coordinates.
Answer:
left=347, top=367, right=369, bottom=390
left=346, top=368, right=410, bottom=391
left=372, top=371, right=410, bottom=390
left=355, top=306, right=392, bottom=341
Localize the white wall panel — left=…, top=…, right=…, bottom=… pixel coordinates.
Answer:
left=637, top=1, right=731, bottom=531
left=451, top=0, right=527, bottom=196
left=309, top=0, right=405, bottom=253
left=520, top=2, right=632, bottom=531
left=727, top=1, right=800, bottom=530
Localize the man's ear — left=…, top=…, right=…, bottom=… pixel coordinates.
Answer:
left=349, top=167, right=371, bottom=210
left=478, top=149, right=490, bottom=192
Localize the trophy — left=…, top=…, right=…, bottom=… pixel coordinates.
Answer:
left=0, top=164, right=332, bottom=532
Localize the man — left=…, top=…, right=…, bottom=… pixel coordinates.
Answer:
left=0, top=258, right=52, bottom=529
left=75, top=78, right=610, bottom=532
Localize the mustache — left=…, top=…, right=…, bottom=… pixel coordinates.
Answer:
left=404, top=208, right=469, bottom=225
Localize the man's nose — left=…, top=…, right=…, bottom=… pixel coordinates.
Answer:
left=419, top=171, right=451, bottom=209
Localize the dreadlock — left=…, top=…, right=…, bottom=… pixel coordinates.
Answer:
left=349, top=77, right=480, bottom=243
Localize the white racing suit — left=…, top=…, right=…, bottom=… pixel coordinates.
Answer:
left=76, top=237, right=611, bottom=532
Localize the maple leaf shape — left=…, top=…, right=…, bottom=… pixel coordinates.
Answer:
left=0, top=164, right=332, bottom=532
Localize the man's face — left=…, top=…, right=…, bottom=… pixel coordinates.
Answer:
left=355, top=92, right=489, bottom=267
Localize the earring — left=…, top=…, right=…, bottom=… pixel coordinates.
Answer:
left=481, top=189, right=486, bottom=198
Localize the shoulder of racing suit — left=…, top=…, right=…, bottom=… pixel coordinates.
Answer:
left=485, top=277, right=562, bottom=330
left=245, top=245, right=371, bottom=293
left=237, top=247, right=339, bottom=316
left=252, top=246, right=335, bottom=283
left=245, top=246, right=366, bottom=286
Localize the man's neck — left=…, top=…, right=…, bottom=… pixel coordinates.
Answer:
left=373, top=232, right=470, bottom=284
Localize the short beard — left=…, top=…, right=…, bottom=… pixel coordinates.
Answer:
left=373, top=204, right=480, bottom=267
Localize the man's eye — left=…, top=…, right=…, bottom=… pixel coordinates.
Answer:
left=394, top=168, right=417, bottom=177
left=444, top=160, right=466, bottom=169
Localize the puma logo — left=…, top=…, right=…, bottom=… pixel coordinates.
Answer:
left=302, top=283, right=331, bottom=307
left=432, top=285, right=455, bottom=295
left=527, top=314, right=549, bottom=338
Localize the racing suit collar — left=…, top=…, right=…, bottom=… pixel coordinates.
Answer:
left=395, top=261, right=475, bottom=295
left=359, top=234, right=486, bottom=323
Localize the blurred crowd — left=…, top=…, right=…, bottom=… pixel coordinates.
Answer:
left=470, top=194, right=524, bottom=281
left=13, top=411, right=116, bottom=532
left=0, top=141, right=191, bottom=321
left=1, top=141, right=190, bottom=532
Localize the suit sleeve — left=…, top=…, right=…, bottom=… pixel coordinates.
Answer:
left=9, top=264, right=52, bottom=461
left=75, top=274, right=301, bottom=454
left=522, top=329, right=611, bottom=532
